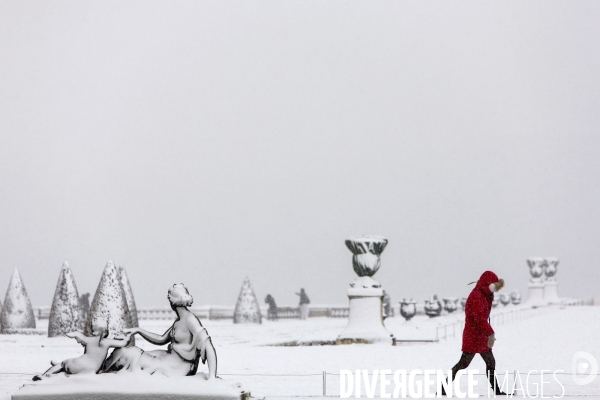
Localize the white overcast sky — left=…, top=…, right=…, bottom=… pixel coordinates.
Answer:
left=1, top=1, right=599, bottom=308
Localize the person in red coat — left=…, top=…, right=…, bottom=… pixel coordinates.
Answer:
left=442, top=270, right=506, bottom=395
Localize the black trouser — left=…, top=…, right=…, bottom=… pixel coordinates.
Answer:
left=451, top=350, right=500, bottom=391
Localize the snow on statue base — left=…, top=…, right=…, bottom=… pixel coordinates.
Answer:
left=526, top=281, right=546, bottom=307
left=336, top=280, right=394, bottom=345
left=543, top=280, right=560, bottom=304
left=12, top=372, right=246, bottom=400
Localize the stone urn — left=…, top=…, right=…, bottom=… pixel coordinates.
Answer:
left=442, top=298, right=458, bottom=313
left=510, top=290, right=521, bottom=306
left=345, top=236, right=388, bottom=278
left=399, top=299, right=417, bottom=321
left=499, top=293, right=511, bottom=306
left=424, top=295, right=442, bottom=318
left=527, top=257, right=546, bottom=283
left=337, top=236, right=394, bottom=345
left=510, top=290, right=522, bottom=305
left=544, top=258, right=559, bottom=282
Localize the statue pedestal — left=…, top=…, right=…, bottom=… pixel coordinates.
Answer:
left=526, top=282, right=546, bottom=307
left=336, top=284, right=394, bottom=345
left=543, top=280, right=560, bottom=304
left=12, top=373, right=245, bottom=400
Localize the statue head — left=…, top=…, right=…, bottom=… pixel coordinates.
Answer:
left=90, top=317, right=109, bottom=344
left=168, top=284, right=194, bottom=308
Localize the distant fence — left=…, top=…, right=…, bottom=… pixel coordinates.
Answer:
left=32, top=305, right=350, bottom=321
left=34, top=298, right=587, bottom=322
left=135, top=305, right=350, bottom=321
left=435, top=300, right=586, bottom=341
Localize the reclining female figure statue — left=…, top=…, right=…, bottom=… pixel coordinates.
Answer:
left=104, top=283, right=217, bottom=379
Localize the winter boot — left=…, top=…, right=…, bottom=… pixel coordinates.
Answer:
left=487, top=371, right=507, bottom=396
left=436, top=376, right=451, bottom=396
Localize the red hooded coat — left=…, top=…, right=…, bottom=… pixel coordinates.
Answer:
left=461, top=271, right=498, bottom=353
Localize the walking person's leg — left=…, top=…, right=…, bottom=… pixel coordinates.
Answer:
left=451, top=352, right=476, bottom=379
left=480, top=350, right=506, bottom=395
left=438, top=352, right=476, bottom=395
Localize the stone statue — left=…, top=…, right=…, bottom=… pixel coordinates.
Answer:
left=18, top=283, right=243, bottom=400
left=33, top=317, right=130, bottom=380
left=265, top=294, right=278, bottom=321
left=296, top=288, right=310, bottom=320
left=382, top=293, right=391, bottom=319
left=104, top=284, right=217, bottom=379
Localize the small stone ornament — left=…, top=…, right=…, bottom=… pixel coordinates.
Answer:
left=400, top=299, right=417, bottom=321
left=499, top=293, right=511, bottom=306
left=492, top=293, right=500, bottom=308
left=424, top=295, right=442, bottom=318
left=442, top=298, right=458, bottom=313
left=510, top=290, right=522, bottom=305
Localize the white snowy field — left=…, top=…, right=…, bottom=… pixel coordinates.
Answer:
left=1, top=305, right=599, bottom=399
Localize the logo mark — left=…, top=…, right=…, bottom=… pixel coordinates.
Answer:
left=572, top=351, right=598, bottom=385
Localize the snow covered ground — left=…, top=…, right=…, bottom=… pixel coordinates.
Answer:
left=1, top=305, right=598, bottom=399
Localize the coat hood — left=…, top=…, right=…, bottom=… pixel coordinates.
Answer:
left=475, top=270, right=499, bottom=295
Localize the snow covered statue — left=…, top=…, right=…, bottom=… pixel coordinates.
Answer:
left=337, top=236, right=395, bottom=345
left=18, top=283, right=242, bottom=400
left=105, top=283, right=217, bottom=378
left=34, top=317, right=130, bottom=380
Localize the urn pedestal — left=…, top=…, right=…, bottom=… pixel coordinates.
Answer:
left=543, top=258, right=560, bottom=304
left=336, top=237, right=394, bottom=345
left=543, top=281, right=559, bottom=304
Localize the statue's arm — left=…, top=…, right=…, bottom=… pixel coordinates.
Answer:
left=125, top=326, right=171, bottom=345
left=66, top=331, right=89, bottom=345
left=104, top=336, right=132, bottom=348
left=188, top=317, right=217, bottom=379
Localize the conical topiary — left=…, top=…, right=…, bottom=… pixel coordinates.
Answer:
left=48, top=261, right=84, bottom=337
left=84, top=261, right=132, bottom=338
left=233, top=277, right=262, bottom=324
left=118, top=265, right=138, bottom=328
left=1, top=268, right=36, bottom=333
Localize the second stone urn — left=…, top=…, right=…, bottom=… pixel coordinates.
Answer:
left=400, top=299, right=417, bottom=321
left=337, top=236, right=395, bottom=345
left=526, top=257, right=546, bottom=306
left=543, top=257, right=560, bottom=304
left=499, top=293, right=511, bottom=306
left=424, top=295, right=442, bottom=318
left=511, top=290, right=522, bottom=305
left=442, top=298, right=458, bottom=313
